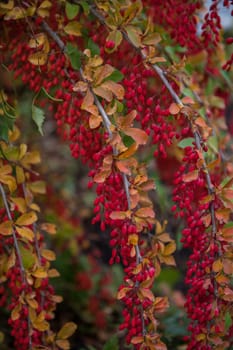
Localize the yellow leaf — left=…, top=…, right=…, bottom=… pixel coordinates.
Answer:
left=28, top=51, right=48, bottom=66
left=125, top=25, right=142, bottom=48
left=28, top=181, right=46, bottom=194
left=109, top=210, right=131, bottom=220
left=57, top=322, right=77, bottom=340
left=56, top=339, right=70, bottom=350
left=163, top=242, right=176, bottom=256
left=106, top=30, right=123, bottom=52
left=128, top=234, right=138, bottom=245
left=0, top=0, right=14, bottom=9
left=7, top=249, right=16, bottom=269
left=16, top=166, right=25, bottom=184
left=39, top=0, right=52, bottom=8
left=28, top=33, right=46, bottom=49
left=33, top=267, right=47, bottom=278
left=4, top=6, right=26, bottom=20
left=142, top=32, right=161, bottom=46
left=33, top=320, right=50, bottom=331
left=16, top=226, right=34, bottom=241
left=15, top=211, right=37, bottom=226
left=26, top=295, right=38, bottom=309
left=161, top=255, right=176, bottom=266
left=64, top=21, right=81, bottom=36
left=0, top=220, right=13, bottom=236
left=48, top=268, right=60, bottom=278
left=21, top=151, right=41, bottom=165
left=195, top=334, right=206, bottom=341
left=41, top=249, right=56, bottom=261
left=124, top=127, right=148, bottom=145
left=182, top=170, right=199, bottom=182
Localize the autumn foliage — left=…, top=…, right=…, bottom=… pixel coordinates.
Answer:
left=0, top=0, right=233, bottom=349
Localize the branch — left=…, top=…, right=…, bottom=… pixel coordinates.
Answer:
left=0, top=183, right=25, bottom=280
left=41, top=18, right=146, bottom=335
left=88, top=2, right=218, bottom=250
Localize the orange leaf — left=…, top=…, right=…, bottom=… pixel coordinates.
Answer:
left=139, top=288, right=155, bottom=301
left=109, top=210, right=131, bottom=220
left=55, top=339, right=70, bottom=350
left=131, top=336, right=144, bottom=345
left=124, top=127, right=148, bottom=145
left=89, top=114, right=102, bottom=129
left=41, top=223, right=56, bottom=234
left=182, top=96, right=195, bottom=105
left=101, top=80, right=125, bottom=100
left=92, top=86, right=112, bottom=102
left=94, top=64, right=115, bottom=85
left=182, top=170, right=199, bottom=182
left=118, top=143, right=138, bottom=160
left=169, top=103, right=181, bottom=115
left=117, top=287, right=130, bottom=300
left=135, top=207, right=155, bottom=218
left=41, top=249, right=56, bottom=261
left=195, top=117, right=208, bottom=129
left=81, top=88, right=94, bottom=111
left=0, top=220, right=13, bottom=236
left=212, top=259, right=223, bottom=273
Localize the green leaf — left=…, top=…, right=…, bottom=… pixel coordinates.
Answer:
left=41, top=87, right=63, bottom=102
left=178, top=137, right=194, bottom=149
left=87, top=38, right=100, bottom=56
left=79, top=0, right=89, bottom=15
left=32, top=105, right=45, bottom=135
left=65, top=1, right=79, bottom=20
left=116, top=100, right=124, bottom=113
left=0, top=117, right=13, bottom=142
left=105, top=69, right=124, bottom=83
left=208, top=135, right=218, bottom=154
left=19, top=244, right=36, bottom=269
left=123, top=134, right=134, bottom=148
left=225, top=311, right=232, bottom=330
left=103, top=336, right=119, bottom=350
left=183, top=87, right=195, bottom=99
left=65, top=43, right=81, bottom=70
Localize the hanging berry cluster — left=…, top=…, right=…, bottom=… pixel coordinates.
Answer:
left=0, top=0, right=233, bottom=349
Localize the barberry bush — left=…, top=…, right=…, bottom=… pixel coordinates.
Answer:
left=0, top=0, right=233, bottom=349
